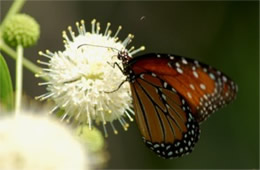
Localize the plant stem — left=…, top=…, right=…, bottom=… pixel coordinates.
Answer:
left=0, top=39, right=47, bottom=81
left=0, top=0, right=26, bottom=32
left=15, top=44, right=23, bottom=116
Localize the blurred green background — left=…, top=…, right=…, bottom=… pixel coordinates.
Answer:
left=1, top=1, right=259, bottom=169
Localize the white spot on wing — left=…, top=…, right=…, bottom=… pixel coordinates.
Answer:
left=222, top=76, right=227, bottom=82
left=189, top=84, right=195, bottom=90
left=168, top=151, right=173, bottom=156
left=182, top=58, right=188, bottom=64
left=162, top=94, right=167, bottom=100
left=151, top=73, right=157, bottom=77
left=163, top=82, right=168, bottom=88
left=177, top=68, right=183, bottom=74
left=194, top=60, right=200, bottom=66
left=179, top=148, right=183, bottom=153
left=209, top=73, right=215, bottom=80
left=187, top=92, right=192, bottom=99
left=203, top=94, right=208, bottom=100
left=200, top=83, right=206, bottom=90
left=193, top=71, right=199, bottom=78
left=154, top=144, right=159, bottom=148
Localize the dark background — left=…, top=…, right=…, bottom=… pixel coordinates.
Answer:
left=1, top=1, right=259, bottom=169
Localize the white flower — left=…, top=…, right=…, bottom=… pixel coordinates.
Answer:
left=37, top=19, right=145, bottom=136
left=0, top=111, right=88, bottom=170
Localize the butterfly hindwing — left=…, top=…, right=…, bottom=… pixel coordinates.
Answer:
left=130, top=73, right=200, bottom=158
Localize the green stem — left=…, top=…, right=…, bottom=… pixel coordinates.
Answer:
left=0, top=0, right=26, bottom=32
left=15, top=44, right=23, bottom=116
left=0, top=39, right=46, bottom=80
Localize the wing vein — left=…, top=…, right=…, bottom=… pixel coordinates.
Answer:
left=136, top=78, right=183, bottom=138
left=132, top=83, right=153, bottom=141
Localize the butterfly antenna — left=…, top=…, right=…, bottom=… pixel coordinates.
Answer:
left=77, top=43, right=120, bottom=52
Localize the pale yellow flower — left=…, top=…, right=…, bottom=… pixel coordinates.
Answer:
left=0, top=111, right=88, bottom=170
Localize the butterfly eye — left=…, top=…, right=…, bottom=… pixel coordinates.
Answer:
left=117, top=53, right=123, bottom=60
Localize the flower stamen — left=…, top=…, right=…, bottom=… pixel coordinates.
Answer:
left=38, top=51, right=52, bottom=59
left=130, top=45, right=146, bottom=56
left=96, top=22, right=101, bottom=34
left=128, top=46, right=135, bottom=53
left=76, top=22, right=81, bottom=34
left=50, top=105, right=59, bottom=114
left=113, top=25, right=122, bottom=38
left=91, top=19, right=96, bottom=34
left=37, top=19, right=146, bottom=136
left=37, top=60, right=50, bottom=66
left=122, top=34, right=133, bottom=47
left=38, top=81, right=51, bottom=86
left=103, top=123, right=108, bottom=138
left=104, top=22, right=111, bottom=36
left=110, top=122, right=118, bottom=135
left=80, top=20, right=86, bottom=34
left=68, top=26, right=76, bottom=40
left=106, top=30, right=112, bottom=39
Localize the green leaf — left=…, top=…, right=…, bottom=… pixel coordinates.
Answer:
left=0, top=53, right=14, bottom=110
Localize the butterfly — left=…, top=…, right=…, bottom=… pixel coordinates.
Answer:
left=116, top=51, right=238, bottom=159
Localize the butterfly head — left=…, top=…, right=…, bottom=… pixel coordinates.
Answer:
left=118, top=49, right=132, bottom=65
left=117, top=45, right=146, bottom=66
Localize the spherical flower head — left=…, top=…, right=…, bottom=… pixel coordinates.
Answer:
left=76, top=126, right=108, bottom=168
left=76, top=126, right=104, bottom=153
left=37, top=19, right=145, bottom=136
left=0, top=111, right=88, bottom=170
left=2, top=13, right=40, bottom=48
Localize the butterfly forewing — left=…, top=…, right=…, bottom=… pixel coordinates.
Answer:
left=129, top=53, right=238, bottom=123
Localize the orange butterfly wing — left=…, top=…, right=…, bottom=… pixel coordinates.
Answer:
left=128, top=53, right=237, bottom=158
left=130, top=53, right=237, bottom=122
left=130, top=73, right=200, bottom=158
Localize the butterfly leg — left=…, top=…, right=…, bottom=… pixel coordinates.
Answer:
left=107, top=61, right=125, bottom=73
left=104, top=79, right=128, bottom=93
left=104, top=62, right=129, bottom=93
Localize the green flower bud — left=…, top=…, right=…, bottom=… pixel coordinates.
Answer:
left=2, top=14, right=40, bottom=48
left=76, top=126, right=105, bottom=153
